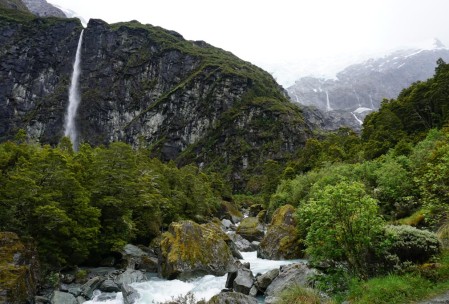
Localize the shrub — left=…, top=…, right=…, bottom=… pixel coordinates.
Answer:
left=383, top=225, right=440, bottom=265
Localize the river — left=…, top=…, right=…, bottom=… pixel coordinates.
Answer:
left=85, top=251, right=303, bottom=303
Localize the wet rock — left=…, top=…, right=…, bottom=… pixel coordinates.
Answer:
left=258, top=205, right=303, bottom=260
left=121, top=284, right=139, bottom=304
left=80, top=277, right=103, bottom=299
left=99, top=279, right=120, bottom=293
left=236, top=217, right=264, bottom=242
left=50, top=291, right=77, bottom=304
left=255, top=268, right=279, bottom=292
left=114, top=269, right=145, bottom=286
left=264, top=263, right=318, bottom=303
left=207, top=292, right=258, bottom=304
left=121, top=244, right=158, bottom=272
left=221, top=219, right=233, bottom=230
left=160, top=221, right=237, bottom=279
left=233, top=268, right=254, bottom=295
left=228, top=232, right=258, bottom=252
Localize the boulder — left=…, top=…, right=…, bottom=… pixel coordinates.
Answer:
left=207, top=292, right=258, bottom=304
left=236, top=217, right=265, bottom=242
left=114, top=269, right=145, bottom=286
left=0, top=232, right=40, bottom=304
left=121, top=284, right=139, bottom=304
left=99, top=279, right=120, bottom=293
left=264, top=263, right=317, bottom=303
left=80, top=277, right=103, bottom=299
left=50, top=291, right=77, bottom=304
left=258, top=205, right=303, bottom=260
left=255, top=268, right=279, bottom=292
left=121, top=244, right=158, bottom=272
left=248, top=204, right=264, bottom=217
left=233, top=268, right=255, bottom=295
left=218, top=202, right=243, bottom=224
left=160, top=221, right=237, bottom=279
left=228, top=232, right=258, bottom=252
left=221, top=219, right=234, bottom=230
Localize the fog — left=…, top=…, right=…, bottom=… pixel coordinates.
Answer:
left=48, top=0, right=449, bottom=86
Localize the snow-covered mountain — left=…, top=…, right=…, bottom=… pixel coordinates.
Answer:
left=288, top=40, right=449, bottom=129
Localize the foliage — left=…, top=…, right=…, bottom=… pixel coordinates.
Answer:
left=0, top=139, right=225, bottom=267
left=276, top=284, right=334, bottom=304
left=382, top=225, right=440, bottom=266
left=361, top=59, right=449, bottom=157
left=298, top=181, right=384, bottom=278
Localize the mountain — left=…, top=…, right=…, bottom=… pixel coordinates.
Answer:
left=288, top=41, right=449, bottom=130
left=0, top=0, right=29, bottom=12
left=0, top=7, right=310, bottom=187
left=22, top=0, right=65, bottom=18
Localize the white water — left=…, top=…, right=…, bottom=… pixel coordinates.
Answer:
left=351, top=112, right=363, bottom=125
left=84, top=251, right=303, bottom=304
left=325, top=91, right=332, bottom=111
left=64, top=30, right=84, bottom=151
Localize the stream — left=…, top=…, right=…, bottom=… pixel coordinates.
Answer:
left=85, top=251, right=303, bottom=303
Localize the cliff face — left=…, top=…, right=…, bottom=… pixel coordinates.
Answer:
left=0, top=9, right=310, bottom=183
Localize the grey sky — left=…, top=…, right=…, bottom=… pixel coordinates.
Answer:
left=48, top=0, right=449, bottom=86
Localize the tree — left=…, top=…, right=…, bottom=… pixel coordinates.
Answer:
left=298, top=181, right=384, bottom=278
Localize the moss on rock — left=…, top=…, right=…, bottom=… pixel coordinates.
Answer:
left=258, top=205, right=303, bottom=260
left=0, top=232, right=39, bottom=304
left=160, top=221, right=236, bottom=279
left=236, top=217, right=264, bottom=242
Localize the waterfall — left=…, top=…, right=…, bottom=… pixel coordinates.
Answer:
left=64, top=30, right=84, bottom=150
left=325, top=91, right=332, bottom=111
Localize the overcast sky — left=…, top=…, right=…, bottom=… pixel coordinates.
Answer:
left=47, top=0, right=449, bottom=86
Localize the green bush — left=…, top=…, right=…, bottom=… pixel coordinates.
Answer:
left=383, top=225, right=440, bottom=265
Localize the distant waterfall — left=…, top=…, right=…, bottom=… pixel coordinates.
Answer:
left=64, top=30, right=84, bottom=150
left=325, top=91, right=332, bottom=111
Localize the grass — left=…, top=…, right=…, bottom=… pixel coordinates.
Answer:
left=347, top=250, right=449, bottom=304
left=277, top=285, right=335, bottom=304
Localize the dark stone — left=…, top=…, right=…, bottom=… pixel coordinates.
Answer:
left=80, top=277, right=103, bottom=299
left=99, top=279, right=120, bottom=293
left=233, top=268, right=254, bottom=295
left=255, top=268, right=279, bottom=292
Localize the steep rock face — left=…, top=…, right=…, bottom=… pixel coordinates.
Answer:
left=0, top=8, right=83, bottom=143
left=159, top=221, right=236, bottom=279
left=0, top=232, right=40, bottom=304
left=0, top=12, right=311, bottom=186
left=22, top=0, right=66, bottom=18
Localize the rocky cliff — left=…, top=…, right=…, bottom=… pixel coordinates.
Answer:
left=0, top=7, right=310, bottom=185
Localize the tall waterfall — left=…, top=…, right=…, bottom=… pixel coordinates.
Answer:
left=64, top=30, right=84, bottom=150
left=325, top=90, right=332, bottom=111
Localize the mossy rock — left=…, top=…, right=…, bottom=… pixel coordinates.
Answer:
left=218, top=201, right=243, bottom=224
left=248, top=204, right=264, bottom=217
left=160, top=221, right=236, bottom=279
left=0, top=232, right=39, bottom=304
left=257, top=205, right=303, bottom=260
left=236, top=217, right=264, bottom=242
